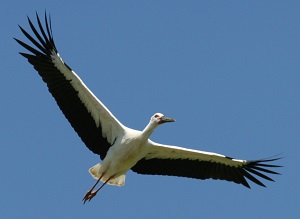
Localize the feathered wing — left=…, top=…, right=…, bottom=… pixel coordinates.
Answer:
left=132, top=141, right=281, bottom=188
left=15, top=12, right=124, bottom=159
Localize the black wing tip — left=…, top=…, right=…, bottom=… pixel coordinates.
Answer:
left=242, top=181, right=251, bottom=189
left=242, top=154, right=282, bottom=188
left=250, top=155, right=283, bottom=169
left=16, top=11, right=57, bottom=56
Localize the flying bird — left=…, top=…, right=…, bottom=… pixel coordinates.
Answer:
left=15, top=13, right=281, bottom=204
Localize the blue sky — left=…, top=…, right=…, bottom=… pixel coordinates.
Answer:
left=1, top=1, right=299, bottom=218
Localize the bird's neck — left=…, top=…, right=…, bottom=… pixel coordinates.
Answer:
left=141, top=121, right=158, bottom=140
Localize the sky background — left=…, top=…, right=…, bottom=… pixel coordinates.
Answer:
left=1, top=1, right=299, bottom=218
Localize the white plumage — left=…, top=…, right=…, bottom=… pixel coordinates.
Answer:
left=15, top=12, right=281, bottom=203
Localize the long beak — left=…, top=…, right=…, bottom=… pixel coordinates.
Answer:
left=159, top=116, right=176, bottom=124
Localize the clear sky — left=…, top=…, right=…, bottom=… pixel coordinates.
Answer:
left=1, top=1, right=299, bottom=218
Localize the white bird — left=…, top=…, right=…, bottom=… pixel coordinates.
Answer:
left=15, top=13, right=281, bottom=203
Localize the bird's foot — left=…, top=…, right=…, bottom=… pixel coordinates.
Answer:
left=82, top=190, right=98, bottom=204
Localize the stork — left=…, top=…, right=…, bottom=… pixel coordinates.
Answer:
left=15, top=13, right=281, bottom=204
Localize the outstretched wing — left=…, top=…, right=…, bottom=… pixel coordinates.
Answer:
left=15, top=12, right=125, bottom=159
left=132, top=142, right=281, bottom=188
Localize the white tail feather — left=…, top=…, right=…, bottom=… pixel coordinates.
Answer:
left=89, top=163, right=126, bottom=186
left=89, top=163, right=102, bottom=179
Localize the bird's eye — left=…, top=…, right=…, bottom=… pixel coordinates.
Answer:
left=154, top=114, right=160, bottom=118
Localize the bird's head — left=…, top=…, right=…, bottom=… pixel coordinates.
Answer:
left=151, top=113, right=176, bottom=125
left=142, top=113, right=176, bottom=138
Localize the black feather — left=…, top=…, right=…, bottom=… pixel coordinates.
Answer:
left=15, top=12, right=112, bottom=159
left=132, top=156, right=282, bottom=188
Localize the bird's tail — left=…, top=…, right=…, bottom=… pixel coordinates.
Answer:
left=89, top=163, right=126, bottom=186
